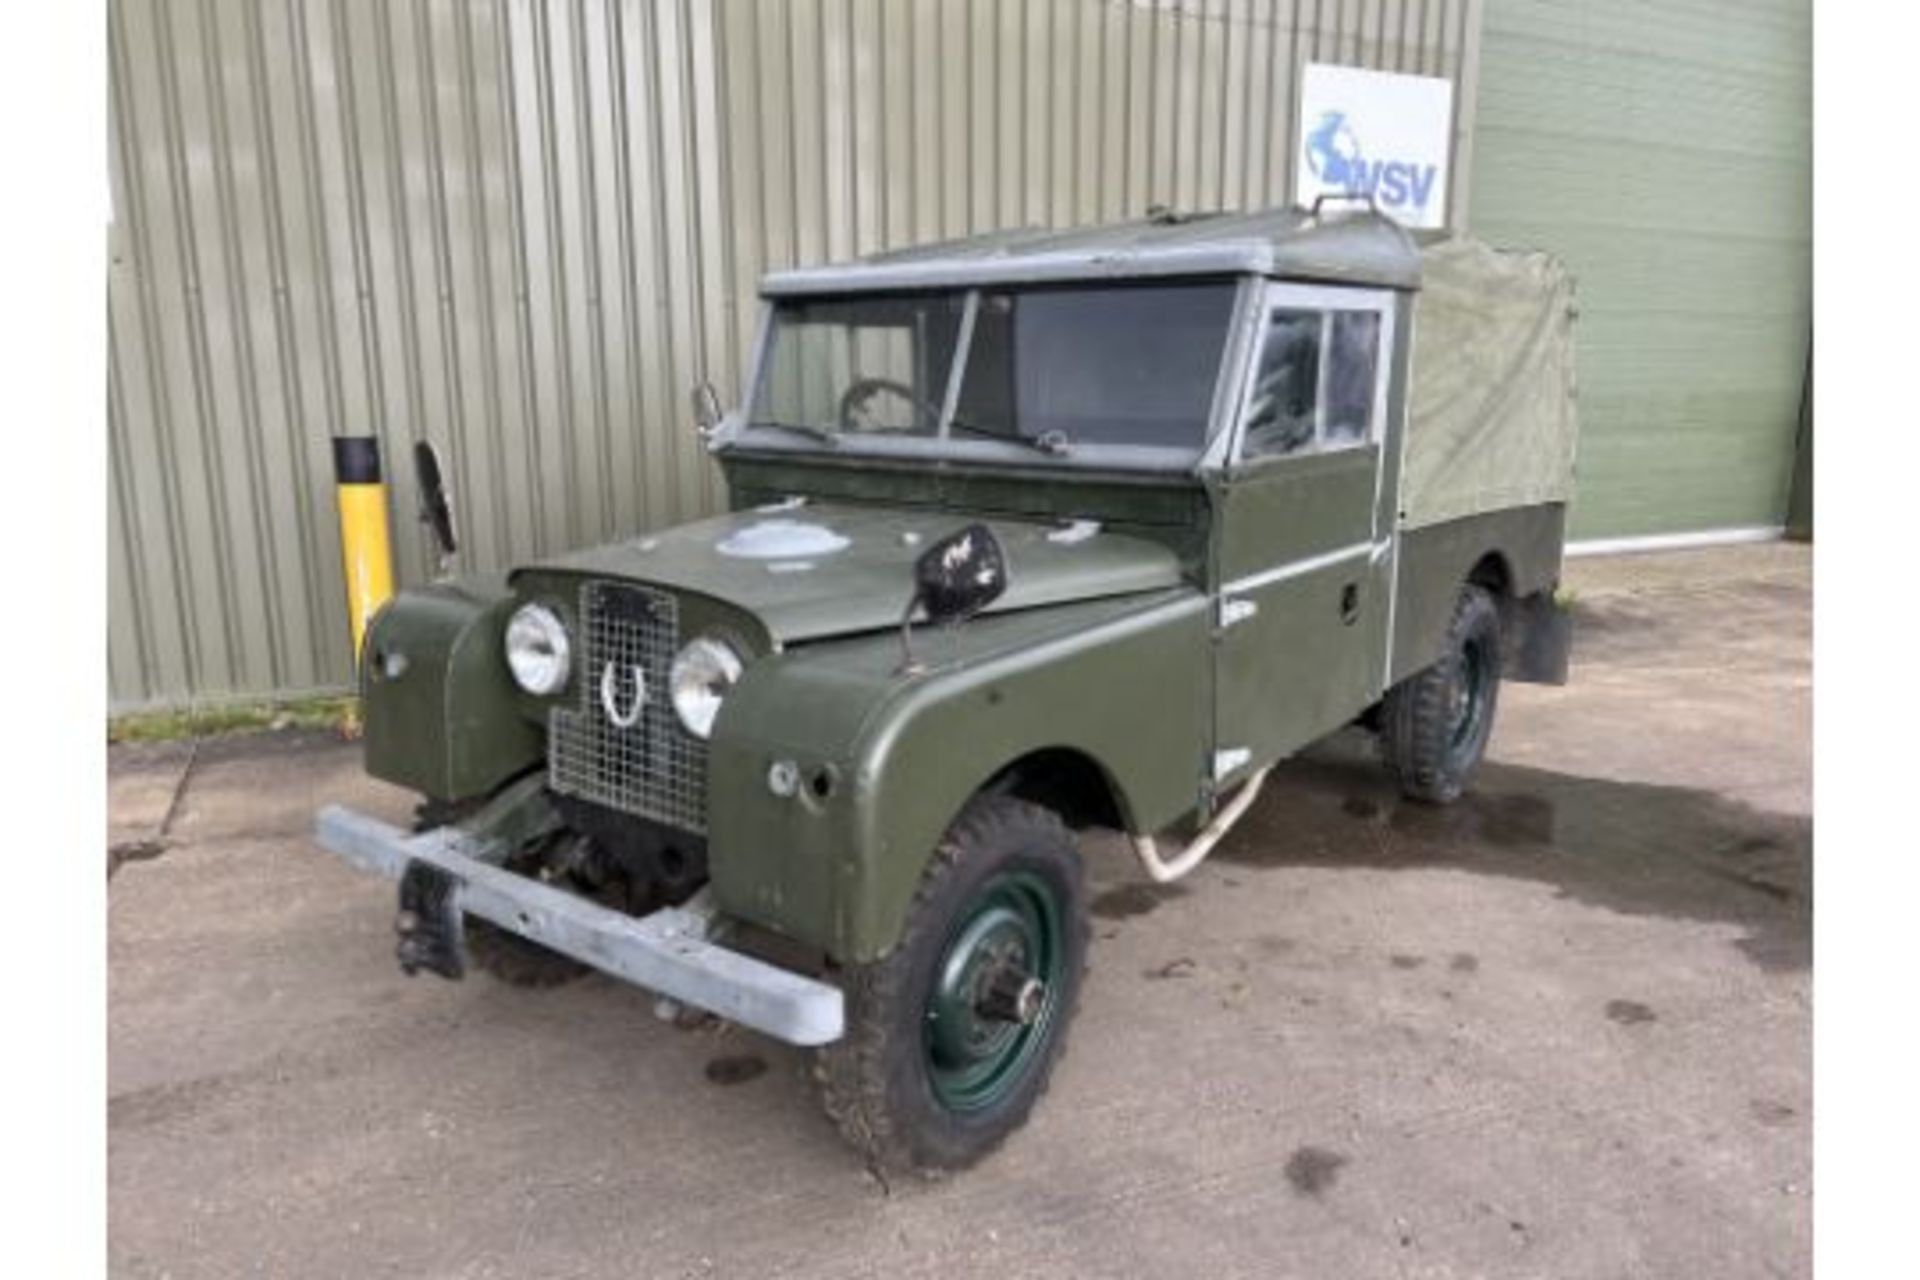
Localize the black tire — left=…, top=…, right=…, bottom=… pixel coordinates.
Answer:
left=463, top=885, right=591, bottom=989
left=1380, top=583, right=1503, bottom=804
left=413, top=799, right=590, bottom=990
left=814, top=797, right=1088, bottom=1174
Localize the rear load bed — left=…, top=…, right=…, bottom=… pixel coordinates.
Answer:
left=1405, top=237, right=1579, bottom=529
left=1386, top=234, right=1579, bottom=685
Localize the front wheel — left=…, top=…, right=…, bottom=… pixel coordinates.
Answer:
left=1380, top=583, right=1503, bottom=804
left=814, top=797, right=1088, bottom=1173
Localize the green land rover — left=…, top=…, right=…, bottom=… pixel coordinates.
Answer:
left=315, top=206, right=1578, bottom=1172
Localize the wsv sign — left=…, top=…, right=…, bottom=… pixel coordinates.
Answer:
left=1305, top=111, right=1440, bottom=216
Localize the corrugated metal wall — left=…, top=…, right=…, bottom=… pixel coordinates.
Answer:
left=108, top=0, right=1483, bottom=710
left=1470, top=0, right=1812, bottom=539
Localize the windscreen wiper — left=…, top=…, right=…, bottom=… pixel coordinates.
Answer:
left=947, top=416, right=1072, bottom=457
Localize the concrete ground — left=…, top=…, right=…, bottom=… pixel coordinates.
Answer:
left=108, top=543, right=1811, bottom=1279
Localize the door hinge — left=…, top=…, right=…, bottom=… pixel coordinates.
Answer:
left=1217, top=596, right=1258, bottom=630
left=1213, top=747, right=1252, bottom=781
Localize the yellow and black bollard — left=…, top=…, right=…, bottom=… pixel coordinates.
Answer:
left=332, top=435, right=395, bottom=671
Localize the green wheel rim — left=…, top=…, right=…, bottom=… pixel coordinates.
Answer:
left=1449, top=636, right=1489, bottom=754
left=922, top=869, right=1066, bottom=1114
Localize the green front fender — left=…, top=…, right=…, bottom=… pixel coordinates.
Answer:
left=360, top=575, right=546, bottom=802
left=706, top=590, right=1211, bottom=964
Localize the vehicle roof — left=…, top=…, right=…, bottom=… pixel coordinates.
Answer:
left=759, top=207, right=1424, bottom=297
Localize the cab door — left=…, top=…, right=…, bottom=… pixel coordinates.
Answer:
left=1210, top=282, right=1401, bottom=787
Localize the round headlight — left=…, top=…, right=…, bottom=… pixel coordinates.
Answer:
left=670, top=636, right=744, bottom=739
left=504, top=602, right=571, bottom=695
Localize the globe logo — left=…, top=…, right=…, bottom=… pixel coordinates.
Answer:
left=1305, top=110, right=1365, bottom=188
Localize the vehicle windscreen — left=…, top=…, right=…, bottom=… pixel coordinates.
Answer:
left=751, top=293, right=967, bottom=440
left=744, top=280, right=1238, bottom=464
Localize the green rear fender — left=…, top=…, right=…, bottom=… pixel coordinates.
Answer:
left=706, top=591, right=1211, bottom=964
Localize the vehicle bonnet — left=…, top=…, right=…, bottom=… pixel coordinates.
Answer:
left=516, top=501, right=1184, bottom=646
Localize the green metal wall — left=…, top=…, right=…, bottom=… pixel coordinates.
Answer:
left=1468, top=0, right=1811, bottom=539
left=108, top=0, right=1483, bottom=711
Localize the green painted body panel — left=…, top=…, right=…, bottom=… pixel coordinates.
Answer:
left=359, top=576, right=544, bottom=801
left=523, top=501, right=1184, bottom=645
left=1389, top=504, right=1568, bottom=685
left=1212, top=448, right=1386, bottom=764
left=1471, top=0, right=1810, bottom=537
left=1209, top=291, right=1413, bottom=767
left=706, top=590, right=1209, bottom=963
left=1215, top=450, right=1379, bottom=581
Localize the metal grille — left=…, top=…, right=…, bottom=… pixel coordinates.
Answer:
left=549, top=582, right=707, bottom=833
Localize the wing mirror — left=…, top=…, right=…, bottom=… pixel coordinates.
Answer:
left=691, top=381, right=724, bottom=442
left=897, top=523, right=1009, bottom=674
left=412, top=440, right=458, bottom=570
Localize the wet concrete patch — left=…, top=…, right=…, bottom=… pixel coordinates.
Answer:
left=1388, top=789, right=1556, bottom=850
left=1605, top=999, right=1658, bottom=1026
left=1213, top=749, right=1812, bottom=972
left=1284, top=1146, right=1349, bottom=1197
left=1389, top=954, right=1425, bottom=970
left=1448, top=953, right=1480, bottom=974
left=704, top=1055, right=769, bottom=1087
left=1091, top=882, right=1188, bottom=921
left=1704, top=864, right=1796, bottom=904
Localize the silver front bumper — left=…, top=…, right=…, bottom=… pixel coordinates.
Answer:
left=313, top=805, right=844, bottom=1047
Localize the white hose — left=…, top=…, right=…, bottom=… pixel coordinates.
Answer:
left=1129, top=767, right=1272, bottom=884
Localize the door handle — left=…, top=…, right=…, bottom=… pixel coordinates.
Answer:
left=1339, top=582, right=1361, bottom=625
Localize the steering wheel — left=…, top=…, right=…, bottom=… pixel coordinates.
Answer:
left=838, top=377, right=936, bottom=432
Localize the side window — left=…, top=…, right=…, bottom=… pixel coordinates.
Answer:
left=1238, top=299, right=1385, bottom=461
left=1325, top=311, right=1381, bottom=447
left=1241, top=309, right=1321, bottom=460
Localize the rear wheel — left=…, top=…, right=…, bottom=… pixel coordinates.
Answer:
left=815, top=797, right=1087, bottom=1173
left=1380, top=583, right=1503, bottom=804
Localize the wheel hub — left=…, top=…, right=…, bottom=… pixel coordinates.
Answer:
left=977, top=967, right=1046, bottom=1026
left=922, top=872, right=1065, bottom=1113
